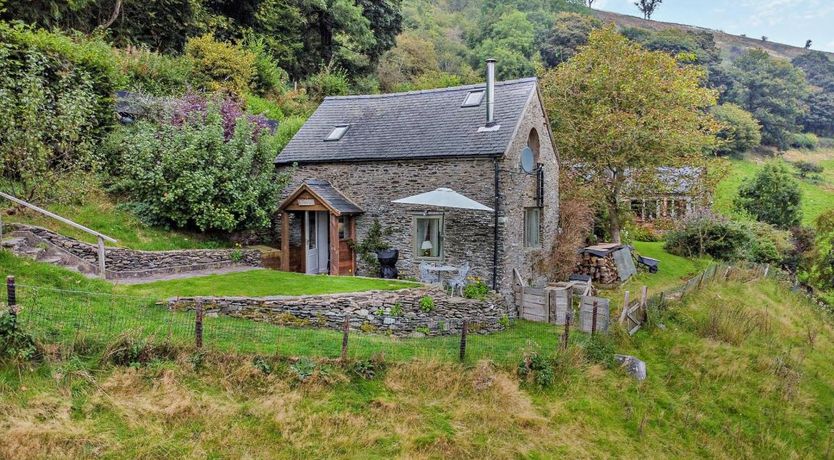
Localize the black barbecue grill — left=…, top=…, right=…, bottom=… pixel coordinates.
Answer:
left=376, top=249, right=399, bottom=279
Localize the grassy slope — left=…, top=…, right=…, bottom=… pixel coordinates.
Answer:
left=5, top=188, right=231, bottom=251
left=714, top=149, right=834, bottom=226
left=2, top=274, right=833, bottom=458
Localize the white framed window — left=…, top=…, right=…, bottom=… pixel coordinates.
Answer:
left=524, top=208, right=541, bottom=248
left=415, top=215, right=443, bottom=260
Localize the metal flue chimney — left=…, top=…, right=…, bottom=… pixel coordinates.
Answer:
left=486, top=59, right=496, bottom=126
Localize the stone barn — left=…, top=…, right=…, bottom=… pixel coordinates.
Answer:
left=274, top=60, right=560, bottom=302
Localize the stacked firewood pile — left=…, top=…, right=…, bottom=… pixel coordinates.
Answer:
left=575, top=253, right=620, bottom=285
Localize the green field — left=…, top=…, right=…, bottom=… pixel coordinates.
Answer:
left=714, top=149, right=834, bottom=226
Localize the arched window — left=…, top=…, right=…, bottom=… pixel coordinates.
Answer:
left=527, top=128, right=541, bottom=161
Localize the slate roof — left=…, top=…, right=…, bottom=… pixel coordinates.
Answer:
left=275, top=78, right=539, bottom=164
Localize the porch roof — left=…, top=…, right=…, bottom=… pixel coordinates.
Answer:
left=279, top=180, right=363, bottom=216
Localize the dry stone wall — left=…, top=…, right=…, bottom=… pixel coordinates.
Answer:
left=167, top=287, right=509, bottom=337
left=9, top=224, right=262, bottom=279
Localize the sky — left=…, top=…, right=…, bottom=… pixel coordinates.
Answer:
left=595, top=0, right=834, bottom=52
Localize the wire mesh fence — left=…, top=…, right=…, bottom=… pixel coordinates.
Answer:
left=4, top=280, right=577, bottom=366
left=3, top=263, right=780, bottom=365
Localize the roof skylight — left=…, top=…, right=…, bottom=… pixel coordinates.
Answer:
left=461, top=90, right=485, bottom=107
left=325, top=124, right=349, bottom=141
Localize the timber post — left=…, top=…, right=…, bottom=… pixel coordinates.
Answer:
left=195, top=300, right=204, bottom=349
left=341, top=316, right=350, bottom=361
left=459, top=320, right=468, bottom=362
left=591, top=300, right=598, bottom=336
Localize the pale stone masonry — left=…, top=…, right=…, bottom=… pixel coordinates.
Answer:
left=275, top=75, right=559, bottom=305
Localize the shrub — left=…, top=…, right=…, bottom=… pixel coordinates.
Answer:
left=518, top=352, right=554, bottom=388
left=463, top=278, right=490, bottom=300
left=350, top=219, right=391, bottom=273
left=665, top=211, right=753, bottom=260
left=244, top=35, right=288, bottom=96
left=790, top=132, right=820, bottom=150
left=0, top=23, right=118, bottom=197
left=711, top=103, right=762, bottom=156
left=793, top=160, right=824, bottom=178
left=185, top=34, right=256, bottom=95
left=0, top=310, right=39, bottom=361
left=106, top=102, right=291, bottom=232
left=245, top=94, right=285, bottom=121
left=117, top=47, right=199, bottom=96
left=304, top=67, right=350, bottom=100
left=734, top=162, right=802, bottom=229
left=419, top=295, right=435, bottom=313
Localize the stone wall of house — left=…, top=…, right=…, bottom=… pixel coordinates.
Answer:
left=277, top=85, right=560, bottom=308
left=167, top=287, right=509, bottom=336
left=497, top=90, right=560, bottom=293
left=279, top=157, right=500, bottom=285
left=10, top=224, right=262, bottom=278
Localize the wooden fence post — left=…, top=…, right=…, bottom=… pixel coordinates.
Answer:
left=619, top=291, right=630, bottom=324
left=97, top=237, right=106, bottom=280
left=640, top=286, right=648, bottom=308
left=6, top=275, right=16, bottom=322
left=194, top=301, right=203, bottom=349
left=658, top=291, right=665, bottom=309
left=561, top=309, right=571, bottom=351
left=341, top=316, right=350, bottom=361
left=591, top=301, right=598, bottom=336
left=459, top=320, right=468, bottom=362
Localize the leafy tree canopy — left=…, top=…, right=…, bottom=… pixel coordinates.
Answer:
left=734, top=162, right=802, bottom=229
left=541, top=27, right=719, bottom=242
left=711, top=103, right=762, bottom=156
left=726, top=49, right=810, bottom=150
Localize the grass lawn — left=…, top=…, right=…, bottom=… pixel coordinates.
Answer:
left=714, top=149, right=834, bottom=226
left=116, top=269, right=420, bottom=298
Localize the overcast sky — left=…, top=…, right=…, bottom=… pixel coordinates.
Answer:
left=595, top=0, right=834, bottom=52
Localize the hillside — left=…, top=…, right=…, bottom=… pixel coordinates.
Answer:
left=593, top=10, right=833, bottom=61
left=1, top=267, right=832, bottom=457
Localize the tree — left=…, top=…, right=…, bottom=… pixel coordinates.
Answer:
left=726, top=49, right=810, bottom=149
left=734, top=162, right=802, bottom=229
left=634, top=0, right=662, bottom=19
left=541, top=27, right=719, bottom=242
left=540, top=12, right=601, bottom=68
left=711, top=103, right=762, bottom=156
left=805, top=39, right=813, bottom=49
left=473, top=9, right=537, bottom=79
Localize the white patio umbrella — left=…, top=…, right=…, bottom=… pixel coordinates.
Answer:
left=391, top=188, right=494, bottom=212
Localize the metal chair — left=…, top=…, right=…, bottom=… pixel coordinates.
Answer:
left=447, top=262, right=470, bottom=297
left=419, top=262, right=439, bottom=284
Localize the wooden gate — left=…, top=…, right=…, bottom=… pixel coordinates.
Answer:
left=519, top=287, right=548, bottom=322
left=579, top=296, right=610, bottom=334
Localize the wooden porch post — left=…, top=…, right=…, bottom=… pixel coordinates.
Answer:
left=281, top=211, right=290, bottom=271
left=329, top=213, right=340, bottom=275
left=349, top=217, right=356, bottom=275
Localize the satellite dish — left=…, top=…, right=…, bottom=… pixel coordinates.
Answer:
left=520, top=146, right=536, bottom=174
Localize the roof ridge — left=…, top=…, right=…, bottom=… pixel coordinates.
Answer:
left=324, top=77, right=538, bottom=101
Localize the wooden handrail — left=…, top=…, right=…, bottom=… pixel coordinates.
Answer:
left=0, top=191, right=116, bottom=279
left=0, top=192, right=116, bottom=243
